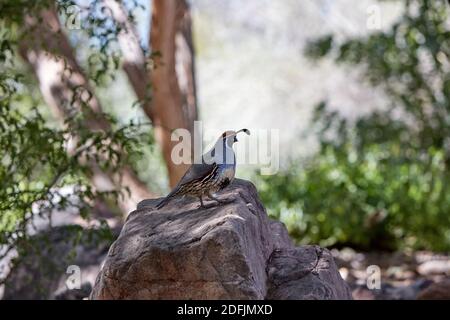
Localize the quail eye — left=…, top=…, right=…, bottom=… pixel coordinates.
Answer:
left=234, top=136, right=238, bottom=142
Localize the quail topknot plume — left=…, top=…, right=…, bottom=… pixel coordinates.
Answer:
left=156, top=128, right=250, bottom=209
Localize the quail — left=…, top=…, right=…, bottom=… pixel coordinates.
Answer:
left=156, top=128, right=250, bottom=209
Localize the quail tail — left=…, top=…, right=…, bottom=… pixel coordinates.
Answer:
left=155, top=195, right=171, bottom=209
left=155, top=187, right=179, bottom=209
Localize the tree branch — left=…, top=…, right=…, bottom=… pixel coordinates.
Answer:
left=20, top=7, right=155, bottom=216
left=104, top=0, right=199, bottom=187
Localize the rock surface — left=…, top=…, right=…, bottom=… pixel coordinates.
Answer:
left=90, top=179, right=352, bottom=300
left=331, top=248, right=450, bottom=300
left=266, top=246, right=352, bottom=299
left=417, top=279, right=450, bottom=300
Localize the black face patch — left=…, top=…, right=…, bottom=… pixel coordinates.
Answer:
left=222, top=132, right=227, bottom=138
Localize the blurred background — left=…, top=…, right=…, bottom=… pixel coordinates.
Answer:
left=1, top=0, right=449, bottom=299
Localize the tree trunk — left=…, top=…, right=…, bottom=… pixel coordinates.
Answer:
left=102, top=0, right=154, bottom=121
left=104, top=0, right=198, bottom=188
left=20, top=8, right=154, bottom=216
left=150, top=0, right=198, bottom=187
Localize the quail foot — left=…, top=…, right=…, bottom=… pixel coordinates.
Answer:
left=156, top=128, right=250, bottom=209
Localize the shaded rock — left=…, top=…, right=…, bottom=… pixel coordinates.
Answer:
left=352, top=287, right=376, bottom=300
left=91, top=179, right=351, bottom=300
left=269, top=220, right=294, bottom=250
left=417, top=279, right=450, bottom=300
left=54, top=282, right=93, bottom=300
left=350, top=280, right=432, bottom=301
left=266, top=246, right=352, bottom=299
left=376, top=279, right=432, bottom=300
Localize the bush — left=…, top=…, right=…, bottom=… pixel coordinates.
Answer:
left=257, top=0, right=450, bottom=252
left=257, top=134, right=450, bottom=251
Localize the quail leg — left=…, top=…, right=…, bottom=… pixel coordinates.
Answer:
left=199, top=195, right=206, bottom=208
left=198, top=195, right=216, bottom=209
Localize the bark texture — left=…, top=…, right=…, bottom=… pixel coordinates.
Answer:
left=104, top=0, right=198, bottom=188
left=103, top=0, right=154, bottom=121
left=150, top=0, right=198, bottom=187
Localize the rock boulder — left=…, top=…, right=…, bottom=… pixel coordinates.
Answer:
left=90, top=179, right=351, bottom=300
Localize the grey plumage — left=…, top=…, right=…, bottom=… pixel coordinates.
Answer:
left=156, top=129, right=250, bottom=209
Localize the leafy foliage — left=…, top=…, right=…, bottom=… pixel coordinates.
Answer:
left=259, top=0, right=450, bottom=251
left=0, top=0, right=151, bottom=284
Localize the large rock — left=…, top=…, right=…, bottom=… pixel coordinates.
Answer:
left=90, top=179, right=351, bottom=300
left=266, top=246, right=352, bottom=299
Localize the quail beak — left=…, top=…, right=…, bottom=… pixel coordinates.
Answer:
left=237, top=128, right=250, bottom=135
left=232, top=129, right=249, bottom=143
